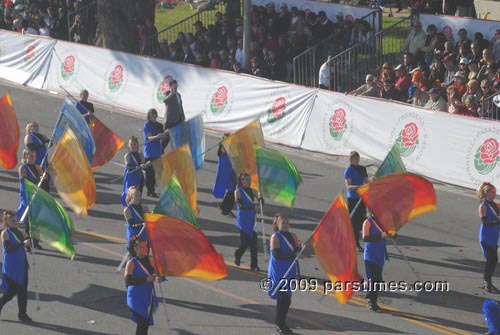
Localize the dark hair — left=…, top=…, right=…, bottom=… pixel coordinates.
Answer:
left=146, top=108, right=158, bottom=121
left=130, top=236, right=147, bottom=257
left=169, top=80, right=177, bottom=87
left=237, top=172, right=250, bottom=187
left=2, top=210, right=14, bottom=228
left=272, top=213, right=287, bottom=231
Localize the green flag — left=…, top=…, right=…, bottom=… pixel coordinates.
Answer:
left=375, top=143, right=406, bottom=178
left=25, top=180, right=75, bottom=259
left=153, top=176, right=198, bottom=226
left=256, top=146, right=302, bottom=208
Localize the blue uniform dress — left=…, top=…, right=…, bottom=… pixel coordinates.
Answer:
left=268, top=232, right=299, bottom=300
left=28, top=133, right=48, bottom=171
left=125, top=205, right=147, bottom=251
left=143, top=122, right=163, bottom=160
left=121, top=152, right=144, bottom=206
left=127, top=258, right=156, bottom=326
left=236, top=187, right=256, bottom=236
left=212, top=151, right=236, bottom=199
left=479, top=201, right=500, bottom=258
left=363, top=217, right=387, bottom=278
left=17, top=164, right=39, bottom=223
left=1, top=228, right=28, bottom=292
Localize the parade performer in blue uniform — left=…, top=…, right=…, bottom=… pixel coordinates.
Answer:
left=123, top=186, right=148, bottom=255
left=0, top=210, right=32, bottom=322
left=212, top=134, right=236, bottom=217
left=143, top=108, right=167, bottom=198
left=121, top=136, right=149, bottom=206
left=362, top=210, right=388, bottom=311
left=234, top=172, right=262, bottom=271
left=24, top=122, right=50, bottom=172
left=268, top=213, right=301, bottom=335
left=477, top=182, right=500, bottom=293
left=125, top=237, right=160, bottom=335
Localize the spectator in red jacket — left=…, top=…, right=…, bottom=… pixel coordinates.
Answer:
left=394, top=64, right=412, bottom=101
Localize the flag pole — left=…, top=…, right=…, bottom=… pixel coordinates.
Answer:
left=259, top=198, right=268, bottom=262
left=270, top=244, right=306, bottom=298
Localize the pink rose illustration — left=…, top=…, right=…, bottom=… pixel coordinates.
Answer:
left=331, top=108, right=346, bottom=131
left=26, top=45, right=35, bottom=59
left=346, top=15, right=354, bottom=22
left=401, top=122, right=419, bottom=147
left=161, top=75, right=173, bottom=94
left=480, top=138, right=500, bottom=164
left=442, top=26, right=453, bottom=40
left=63, top=55, right=75, bottom=73
left=271, top=97, right=286, bottom=117
left=111, top=65, right=123, bottom=85
left=214, top=86, right=228, bottom=108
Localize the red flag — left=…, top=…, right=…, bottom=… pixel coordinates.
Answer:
left=310, top=194, right=362, bottom=304
left=144, top=213, right=228, bottom=280
left=0, top=93, right=20, bottom=169
left=356, top=173, right=437, bottom=235
left=89, top=117, right=124, bottom=169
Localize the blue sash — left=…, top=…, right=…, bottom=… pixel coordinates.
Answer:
left=236, top=187, right=256, bottom=236
left=267, top=232, right=298, bottom=299
left=480, top=201, right=500, bottom=258
left=126, top=258, right=156, bottom=325
left=121, top=152, right=143, bottom=206
left=364, top=217, right=387, bottom=277
left=1, top=228, right=27, bottom=291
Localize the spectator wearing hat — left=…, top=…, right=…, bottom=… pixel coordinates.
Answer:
left=442, top=55, right=458, bottom=87
left=452, top=71, right=468, bottom=98
left=458, top=57, right=470, bottom=77
left=318, top=56, right=333, bottom=90
left=394, top=64, right=412, bottom=102
left=349, top=74, right=381, bottom=98
left=424, top=88, right=447, bottom=112
left=401, top=20, right=426, bottom=59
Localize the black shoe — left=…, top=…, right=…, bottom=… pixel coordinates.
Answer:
left=25, top=246, right=32, bottom=253
left=251, top=266, right=261, bottom=272
left=234, top=251, right=241, bottom=267
left=147, top=191, right=159, bottom=198
left=276, top=324, right=293, bottom=335
left=357, top=245, right=364, bottom=252
left=18, top=313, right=33, bottom=323
left=485, top=281, right=499, bottom=293
left=368, top=300, right=380, bottom=311
left=34, top=242, right=43, bottom=250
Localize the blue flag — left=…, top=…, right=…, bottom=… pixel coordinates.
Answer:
left=212, top=150, right=236, bottom=198
left=170, top=114, right=205, bottom=170
left=52, top=99, right=95, bottom=163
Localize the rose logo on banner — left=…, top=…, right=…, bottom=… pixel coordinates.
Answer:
left=61, top=55, right=76, bottom=81
left=396, top=122, right=419, bottom=157
left=210, top=86, right=228, bottom=115
left=25, top=44, right=35, bottom=63
left=108, top=65, right=124, bottom=92
left=267, top=97, right=286, bottom=123
left=329, top=108, right=347, bottom=141
left=156, top=75, right=173, bottom=103
left=475, top=138, right=500, bottom=175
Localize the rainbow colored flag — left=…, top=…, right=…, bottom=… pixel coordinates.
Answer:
left=0, top=93, right=19, bottom=170
left=170, top=114, right=205, bottom=170
left=310, top=194, right=362, bottom=304
left=153, top=176, right=198, bottom=227
left=255, top=146, right=302, bottom=208
left=375, top=143, right=406, bottom=178
left=152, top=144, right=198, bottom=214
left=52, top=100, right=95, bottom=164
left=89, top=117, right=124, bottom=169
left=357, top=173, right=437, bottom=235
left=49, top=128, right=96, bottom=215
left=144, top=213, right=228, bottom=280
left=223, top=119, right=264, bottom=190
left=24, top=180, right=75, bottom=259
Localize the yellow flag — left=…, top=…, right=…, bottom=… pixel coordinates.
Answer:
left=223, top=119, right=264, bottom=190
left=49, top=128, right=96, bottom=215
left=152, top=144, right=198, bottom=215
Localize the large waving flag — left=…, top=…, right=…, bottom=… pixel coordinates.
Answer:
left=144, top=213, right=228, bottom=280
left=24, top=180, right=75, bottom=259
left=170, top=114, right=205, bottom=170
left=310, top=194, right=362, bottom=304
left=48, top=128, right=96, bottom=215
left=357, top=173, right=437, bottom=235
left=89, top=117, right=124, bottom=169
left=52, top=99, right=95, bottom=163
left=375, top=143, right=406, bottom=178
left=152, top=144, right=198, bottom=214
left=0, top=93, right=19, bottom=170
left=153, top=176, right=198, bottom=227
left=223, top=119, right=264, bottom=190
left=255, top=146, right=302, bottom=208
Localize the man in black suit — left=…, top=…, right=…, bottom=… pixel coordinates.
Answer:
left=162, top=80, right=186, bottom=148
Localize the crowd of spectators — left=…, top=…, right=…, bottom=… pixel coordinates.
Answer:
left=347, top=18, right=500, bottom=119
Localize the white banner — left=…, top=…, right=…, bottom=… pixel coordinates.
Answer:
left=420, top=14, right=500, bottom=43
left=0, top=30, right=56, bottom=88
left=302, top=90, right=500, bottom=190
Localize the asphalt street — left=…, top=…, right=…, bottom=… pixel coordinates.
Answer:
left=0, top=80, right=492, bottom=335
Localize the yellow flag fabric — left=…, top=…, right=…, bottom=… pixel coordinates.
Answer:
left=48, top=128, right=96, bottom=215
left=152, top=144, right=198, bottom=215
left=222, top=119, right=264, bottom=190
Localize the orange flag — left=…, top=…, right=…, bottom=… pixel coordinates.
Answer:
left=152, top=144, right=198, bottom=214
left=222, top=119, right=265, bottom=190
left=89, top=117, right=124, bottom=169
left=144, top=213, right=228, bottom=280
left=356, top=173, right=437, bottom=235
left=0, top=93, right=20, bottom=169
left=310, top=194, right=362, bottom=304
left=49, top=128, right=96, bottom=215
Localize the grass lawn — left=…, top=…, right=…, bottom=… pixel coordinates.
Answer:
left=155, top=3, right=196, bottom=32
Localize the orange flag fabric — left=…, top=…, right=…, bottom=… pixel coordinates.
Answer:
left=48, top=128, right=96, bottom=215
left=144, top=213, right=228, bottom=280
left=310, top=194, right=362, bottom=304
left=89, top=117, right=124, bottom=169
left=152, top=144, right=198, bottom=214
left=222, top=119, right=264, bottom=190
left=0, top=93, right=20, bottom=169
left=356, top=173, right=437, bottom=235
